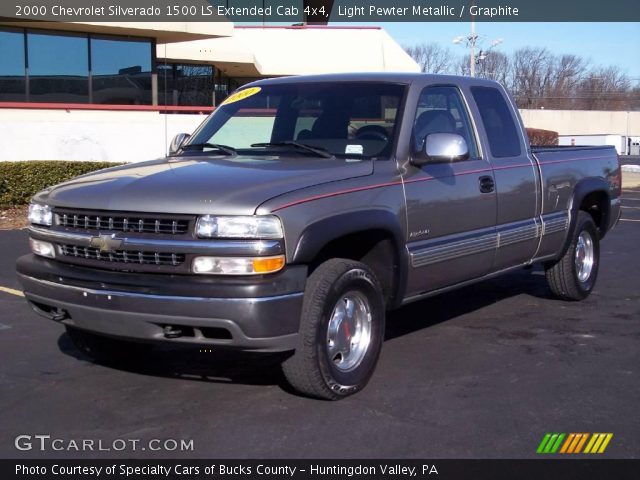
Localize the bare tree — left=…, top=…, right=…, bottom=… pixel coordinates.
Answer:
left=576, top=66, right=632, bottom=110
left=403, top=41, right=638, bottom=111
left=511, top=47, right=556, bottom=109
left=405, top=43, right=453, bottom=74
left=545, top=54, right=589, bottom=109
left=475, top=50, right=511, bottom=86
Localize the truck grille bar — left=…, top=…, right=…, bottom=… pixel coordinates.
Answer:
left=56, top=210, right=190, bottom=235
left=59, top=244, right=184, bottom=266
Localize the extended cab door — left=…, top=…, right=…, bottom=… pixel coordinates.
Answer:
left=402, top=84, right=497, bottom=297
left=469, top=86, right=541, bottom=271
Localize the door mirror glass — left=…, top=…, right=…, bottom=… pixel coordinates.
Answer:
left=169, top=133, right=191, bottom=155
left=413, top=133, right=469, bottom=165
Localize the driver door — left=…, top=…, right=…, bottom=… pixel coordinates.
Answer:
left=403, top=85, right=497, bottom=297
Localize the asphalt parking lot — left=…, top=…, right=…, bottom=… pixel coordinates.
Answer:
left=0, top=191, right=638, bottom=460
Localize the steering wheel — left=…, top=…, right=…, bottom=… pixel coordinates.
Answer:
left=355, top=125, right=389, bottom=143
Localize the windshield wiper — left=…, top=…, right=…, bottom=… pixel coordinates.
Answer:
left=251, top=141, right=335, bottom=159
left=180, top=143, right=237, bottom=156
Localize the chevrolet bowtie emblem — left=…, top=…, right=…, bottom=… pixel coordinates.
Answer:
left=89, top=234, right=123, bottom=253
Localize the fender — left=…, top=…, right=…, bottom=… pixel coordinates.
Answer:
left=292, top=209, right=408, bottom=308
left=557, top=177, right=610, bottom=260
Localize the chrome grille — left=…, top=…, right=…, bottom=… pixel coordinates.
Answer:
left=59, top=244, right=185, bottom=266
left=56, top=211, right=189, bottom=235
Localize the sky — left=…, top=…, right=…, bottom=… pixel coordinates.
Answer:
left=345, top=22, right=640, bottom=81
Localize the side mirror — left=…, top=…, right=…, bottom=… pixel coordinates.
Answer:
left=169, top=133, right=191, bottom=156
left=412, top=133, right=469, bottom=166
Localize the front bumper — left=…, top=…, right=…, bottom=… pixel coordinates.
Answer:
left=16, top=255, right=306, bottom=352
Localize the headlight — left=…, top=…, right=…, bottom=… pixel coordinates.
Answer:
left=192, top=255, right=285, bottom=275
left=28, top=203, right=52, bottom=226
left=196, top=215, right=283, bottom=239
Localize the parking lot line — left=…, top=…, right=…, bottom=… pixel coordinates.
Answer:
left=620, top=218, right=640, bottom=222
left=0, top=285, right=24, bottom=297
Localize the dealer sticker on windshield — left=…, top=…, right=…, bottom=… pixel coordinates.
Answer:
left=220, top=87, right=262, bottom=106
left=345, top=144, right=364, bottom=155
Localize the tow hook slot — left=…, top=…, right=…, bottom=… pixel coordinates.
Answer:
left=29, top=300, right=69, bottom=321
left=50, top=309, right=69, bottom=321
left=163, top=325, right=183, bottom=339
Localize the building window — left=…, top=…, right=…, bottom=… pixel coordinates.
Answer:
left=91, top=36, right=152, bottom=105
left=159, top=62, right=215, bottom=106
left=0, top=27, right=154, bottom=105
left=27, top=31, right=89, bottom=103
left=0, top=28, right=26, bottom=101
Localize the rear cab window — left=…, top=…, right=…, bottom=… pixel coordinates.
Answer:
left=471, top=86, right=522, bottom=158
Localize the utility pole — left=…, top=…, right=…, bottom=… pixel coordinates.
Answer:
left=453, top=6, right=501, bottom=78
left=469, top=19, right=476, bottom=77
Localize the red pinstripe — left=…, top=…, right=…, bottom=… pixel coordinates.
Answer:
left=272, top=155, right=614, bottom=212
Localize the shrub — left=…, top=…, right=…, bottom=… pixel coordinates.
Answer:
left=0, top=161, right=122, bottom=206
left=526, top=128, right=558, bottom=146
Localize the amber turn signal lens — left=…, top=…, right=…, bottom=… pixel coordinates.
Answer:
left=252, top=255, right=285, bottom=273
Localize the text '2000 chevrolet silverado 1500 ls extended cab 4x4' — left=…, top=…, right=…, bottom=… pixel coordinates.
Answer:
left=17, top=73, right=621, bottom=399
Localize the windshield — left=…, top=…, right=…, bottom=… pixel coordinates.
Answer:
left=186, top=82, right=406, bottom=158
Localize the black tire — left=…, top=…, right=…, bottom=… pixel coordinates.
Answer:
left=282, top=259, right=386, bottom=400
left=65, top=326, right=153, bottom=364
left=545, top=211, right=600, bottom=301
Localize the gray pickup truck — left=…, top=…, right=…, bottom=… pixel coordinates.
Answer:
left=17, top=73, right=621, bottom=400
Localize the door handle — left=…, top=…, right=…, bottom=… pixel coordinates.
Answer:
left=479, top=175, right=495, bottom=193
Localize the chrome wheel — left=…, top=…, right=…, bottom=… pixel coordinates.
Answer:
left=575, top=230, right=595, bottom=283
left=326, top=291, right=372, bottom=372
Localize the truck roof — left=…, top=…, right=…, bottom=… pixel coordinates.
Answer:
left=248, top=72, right=502, bottom=88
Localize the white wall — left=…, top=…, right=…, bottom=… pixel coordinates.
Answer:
left=520, top=109, right=640, bottom=137
left=0, top=109, right=207, bottom=163
left=2, top=107, right=639, bottom=163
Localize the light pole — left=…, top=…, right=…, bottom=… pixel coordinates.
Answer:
left=453, top=18, right=503, bottom=77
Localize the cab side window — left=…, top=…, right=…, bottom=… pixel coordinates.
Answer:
left=471, top=86, right=521, bottom=158
left=413, top=86, right=478, bottom=159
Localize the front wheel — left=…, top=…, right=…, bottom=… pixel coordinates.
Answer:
left=282, top=259, right=386, bottom=400
left=545, top=211, right=600, bottom=300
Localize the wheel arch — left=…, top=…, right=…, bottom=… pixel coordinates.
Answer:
left=572, top=177, right=611, bottom=236
left=291, top=210, right=407, bottom=308
left=557, top=177, right=610, bottom=261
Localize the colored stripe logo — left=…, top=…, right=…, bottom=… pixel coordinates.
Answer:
left=537, top=433, right=613, bottom=454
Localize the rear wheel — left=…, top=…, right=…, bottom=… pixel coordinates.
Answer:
left=545, top=211, right=600, bottom=300
left=65, top=326, right=153, bottom=363
left=282, top=259, right=385, bottom=400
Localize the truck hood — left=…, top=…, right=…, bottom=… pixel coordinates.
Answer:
left=34, top=155, right=374, bottom=215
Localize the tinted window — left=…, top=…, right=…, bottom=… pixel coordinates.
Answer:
left=0, top=28, right=26, bottom=101
left=413, top=86, right=478, bottom=158
left=471, top=86, right=522, bottom=158
left=27, top=31, right=89, bottom=103
left=91, top=36, right=152, bottom=105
